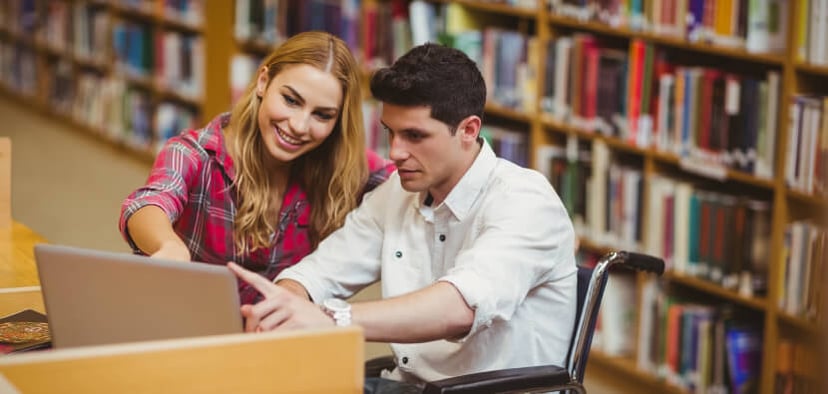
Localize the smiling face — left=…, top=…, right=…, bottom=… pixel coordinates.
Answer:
left=256, top=64, right=342, bottom=166
left=382, top=103, right=481, bottom=205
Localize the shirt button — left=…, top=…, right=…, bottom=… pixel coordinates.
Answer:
left=401, top=357, right=409, bottom=364
left=395, top=251, right=402, bottom=258
left=439, top=234, right=446, bottom=242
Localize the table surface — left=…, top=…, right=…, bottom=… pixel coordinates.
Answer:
left=0, top=221, right=47, bottom=289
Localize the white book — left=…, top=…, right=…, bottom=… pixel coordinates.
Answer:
left=645, top=176, right=668, bottom=261
left=673, top=181, right=693, bottom=274
left=746, top=0, right=770, bottom=53
left=755, top=71, right=779, bottom=178
left=234, top=0, right=251, bottom=40
left=805, top=101, right=822, bottom=193
left=785, top=222, right=805, bottom=315
left=553, top=37, right=572, bottom=121
left=657, top=74, right=674, bottom=152
left=636, top=277, right=659, bottom=371
left=409, top=0, right=436, bottom=46
left=598, top=273, right=636, bottom=356
left=785, top=99, right=803, bottom=187
left=622, top=168, right=642, bottom=249
left=588, top=140, right=609, bottom=243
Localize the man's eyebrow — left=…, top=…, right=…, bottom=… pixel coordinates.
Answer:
left=283, top=85, right=339, bottom=112
left=380, top=122, right=423, bottom=134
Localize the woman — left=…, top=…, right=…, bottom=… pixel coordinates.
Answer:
left=119, top=32, right=393, bottom=304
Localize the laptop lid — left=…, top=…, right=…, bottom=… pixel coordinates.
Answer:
left=34, top=244, right=243, bottom=348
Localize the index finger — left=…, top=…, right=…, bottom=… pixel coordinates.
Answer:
left=227, top=262, right=278, bottom=297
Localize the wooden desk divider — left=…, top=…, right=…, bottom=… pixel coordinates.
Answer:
left=0, top=326, right=364, bottom=393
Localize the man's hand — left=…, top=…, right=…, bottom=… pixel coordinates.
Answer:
left=227, top=262, right=335, bottom=332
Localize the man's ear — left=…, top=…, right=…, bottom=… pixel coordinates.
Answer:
left=456, top=115, right=482, bottom=143
left=255, top=66, right=269, bottom=98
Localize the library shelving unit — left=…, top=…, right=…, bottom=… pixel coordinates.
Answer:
left=0, top=0, right=234, bottom=163
left=3, top=0, right=826, bottom=393
left=439, top=1, right=823, bottom=394
left=228, top=1, right=828, bottom=393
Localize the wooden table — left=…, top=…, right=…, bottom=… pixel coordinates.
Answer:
left=0, top=221, right=47, bottom=315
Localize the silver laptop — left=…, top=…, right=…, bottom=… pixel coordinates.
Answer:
left=34, top=244, right=243, bottom=348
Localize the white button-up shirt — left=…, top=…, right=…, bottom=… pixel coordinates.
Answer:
left=277, top=142, right=577, bottom=383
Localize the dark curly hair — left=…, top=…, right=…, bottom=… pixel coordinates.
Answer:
left=369, top=43, right=486, bottom=134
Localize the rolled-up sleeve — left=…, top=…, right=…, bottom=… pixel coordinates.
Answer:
left=438, top=175, right=576, bottom=341
left=118, top=138, right=201, bottom=253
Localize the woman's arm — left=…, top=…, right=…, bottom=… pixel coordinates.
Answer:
left=126, top=205, right=191, bottom=262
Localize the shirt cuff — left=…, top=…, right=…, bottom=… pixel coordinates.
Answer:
left=436, top=276, right=495, bottom=343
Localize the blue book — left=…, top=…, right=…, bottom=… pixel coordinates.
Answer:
left=725, top=325, right=762, bottom=394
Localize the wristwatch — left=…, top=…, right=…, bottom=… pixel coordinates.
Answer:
left=322, top=298, right=352, bottom=327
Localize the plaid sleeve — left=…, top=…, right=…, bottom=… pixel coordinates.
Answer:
left=363, top=148, right=395, bottom=195
left=118, top=136, right=203, bottom=253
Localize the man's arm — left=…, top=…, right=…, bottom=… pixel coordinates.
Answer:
left=351, top=281, right=474, bottom=343
left=229, top=263, right=473, bottom=343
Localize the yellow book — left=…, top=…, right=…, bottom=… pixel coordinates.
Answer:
left=798, top=0, right=810, bottom=61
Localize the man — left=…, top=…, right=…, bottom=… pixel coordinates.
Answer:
left=229, top=43, right=577, bottom=388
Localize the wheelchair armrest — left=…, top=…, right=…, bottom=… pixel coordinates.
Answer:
left=365, top=355, right=396, bottom=378
left=422, top=365, right=572, bottom=394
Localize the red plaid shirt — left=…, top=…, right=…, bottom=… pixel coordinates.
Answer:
left=119, top=113, right=394, bottom=304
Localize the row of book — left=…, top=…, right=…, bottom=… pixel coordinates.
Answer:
left=785, top=95, right=828, bottom=196
left=550, top=0, right=788, bottom=55
left=537, top=136, right=773, bottom=297
left=578, top=249, right=764, bottom=394
left=779, top=220, right=826, bottom=321
left=0, top=39, right=198, bottom=154
left=775, top=338, right=821, bottom=394
left=537, top=139, right=644, bottom=252
left=112, top=20, right=204, bottom=99
left=797, top=0, right=828, bottom=66
left=234, top=0, right=361, bottom=53
left=647, top=174, right=771, bottom=297
left=362, top=98, right=531, bottom=166
left=115, top=0, right=204, bottom=27
left=542, top=35, right=779, bottom=179
left=637, top=280, right=762, bottom=394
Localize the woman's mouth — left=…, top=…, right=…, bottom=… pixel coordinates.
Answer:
left=274, top=125, right=303, bottom=148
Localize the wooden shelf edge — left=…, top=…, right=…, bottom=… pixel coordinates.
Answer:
left=433, top=0, right=538, bottom=18
left=664, top=271, right=768, bottom=311
left=795, top=62, right=828, bottom=77
left=776, top=311, right=821, bottom=335
left=588, top=351, right=688, bottom=394
left=484, top=102, right=532, bottom=122
left=787, top=188, right=828, bottom=206
left=545, top=14, right=785, bottom=65
left=540, top=116, right=777, bottom=189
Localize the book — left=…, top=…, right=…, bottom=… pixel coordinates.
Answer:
left=0, top=309, right=52, bottom=354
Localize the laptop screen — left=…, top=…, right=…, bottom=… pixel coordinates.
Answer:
left=34, top=244, right=243, bottom=348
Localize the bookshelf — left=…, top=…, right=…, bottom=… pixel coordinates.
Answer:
left=0, top=0, right=234, bottom=163
left=344, top=1, right=820, bottom=393
left=3, top=0, right=825, bottom=393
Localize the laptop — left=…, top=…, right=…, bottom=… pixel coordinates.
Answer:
left=34, top=244, right=243, bottom=348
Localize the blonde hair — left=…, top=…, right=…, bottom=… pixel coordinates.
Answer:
left=227, top=31, right=367, bottom=253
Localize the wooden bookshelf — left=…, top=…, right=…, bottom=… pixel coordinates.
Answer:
left=0, top=0, right=234, bottom=161
left=427, top=2, right=822, bottom=394
left=4, top=1, right=825, bottom=393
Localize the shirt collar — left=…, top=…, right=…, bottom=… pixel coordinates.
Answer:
left=424, top=140, right=497, bottom=221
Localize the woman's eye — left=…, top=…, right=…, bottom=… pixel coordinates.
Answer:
left=316, top=112, right=335, bottom=121
left=283, top=95, right=298, bottom=105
